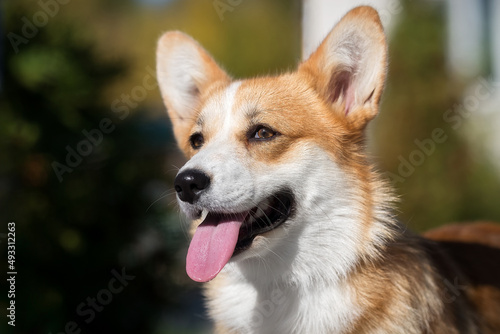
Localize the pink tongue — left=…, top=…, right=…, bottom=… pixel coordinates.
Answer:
left=186, top=213, right=246, bottom=282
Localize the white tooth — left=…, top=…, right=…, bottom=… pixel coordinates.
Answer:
left=248, top=215, right=257, bottom=224
left=200, top=209, right=209, bottom=221
left=260, top=198, right=271, bottom=210
left=254, top=198, right=272, bottom=218
left=254, top=209, right=265, bottom=219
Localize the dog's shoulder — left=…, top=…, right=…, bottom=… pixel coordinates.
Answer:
left=424, top=222, right=500, bottom=333
left=424, top=222, right=500, bottom=248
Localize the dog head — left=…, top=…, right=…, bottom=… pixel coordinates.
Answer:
left=157, top=6, right=388, bottom=283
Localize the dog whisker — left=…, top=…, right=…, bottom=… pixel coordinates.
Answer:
left=145, top=189, right=177, bottom=213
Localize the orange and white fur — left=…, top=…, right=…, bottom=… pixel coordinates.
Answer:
left=156, top=6, right=500, bottom=334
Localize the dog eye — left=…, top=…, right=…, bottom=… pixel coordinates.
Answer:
left=189, top=133, right=204, bottom=149
left=252, top=126, right=277, bottom=140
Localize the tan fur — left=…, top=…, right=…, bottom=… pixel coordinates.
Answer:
left=424, top=222, right=500, bottom=248
left=156, top=6, right=500, bottom=334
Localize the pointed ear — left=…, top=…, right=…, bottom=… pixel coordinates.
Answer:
left=299, top=6, right=387, bottom=129
left=156, top=31, right=230, bottom=145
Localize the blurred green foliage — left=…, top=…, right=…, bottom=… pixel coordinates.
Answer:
left=1, top=1, right=192, bottom=333
left=1, top=0, right=500, bottom=333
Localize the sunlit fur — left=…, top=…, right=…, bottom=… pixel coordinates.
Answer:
left=157, top=6, right=500, bottom=334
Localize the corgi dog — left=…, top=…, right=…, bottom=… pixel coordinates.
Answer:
left=156, top=6, right=500, bottom=334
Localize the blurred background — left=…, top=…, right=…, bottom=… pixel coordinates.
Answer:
left=1, top=0, right=499, bottom=333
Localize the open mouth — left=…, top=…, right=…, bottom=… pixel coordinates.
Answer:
left=186, top=190, right=294, bottom=282
left=234, top=191, right=294, bottom=255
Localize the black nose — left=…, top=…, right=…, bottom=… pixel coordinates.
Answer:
left=174, top=169, right=211, bottom=204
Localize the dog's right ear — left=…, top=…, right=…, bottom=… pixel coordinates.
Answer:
left=156, top=32, right=230, bottom=149
left=298, top=6, right=387, bottom=131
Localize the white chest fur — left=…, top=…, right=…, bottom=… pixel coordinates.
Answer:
left=208, top=272, right=361, bottom=334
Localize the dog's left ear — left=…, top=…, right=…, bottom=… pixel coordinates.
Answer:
left=299, top=6, right=387, bottom=129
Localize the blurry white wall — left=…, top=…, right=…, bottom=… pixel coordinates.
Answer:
left=446, top=0, right=500, bottom=170
left=302, top=0, right=401, bottom=60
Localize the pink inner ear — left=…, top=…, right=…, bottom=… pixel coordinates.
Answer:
left=328, top=69, right=356, bottom=116
left=344, top=82, right=356, bottom=116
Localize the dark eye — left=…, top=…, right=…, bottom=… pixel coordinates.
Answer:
left=251, top=125, right=278, bottom=141
left=189, top=133, right=204, bottom=149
